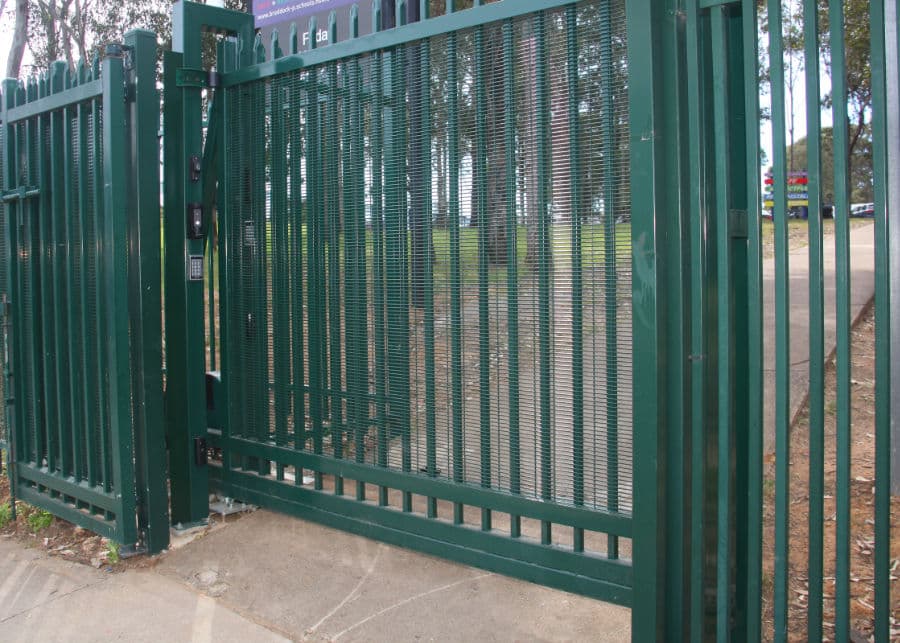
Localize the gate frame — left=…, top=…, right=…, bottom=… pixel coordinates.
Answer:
left=1, top=34, right=169, bottom=553
left=164, top=0, right=695, bottom=637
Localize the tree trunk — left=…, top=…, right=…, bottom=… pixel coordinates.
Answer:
left=435, top=134, right=448, bottom=228
left=6, top=0, right=29, bottom=78
left=484, top=33, right=507, bottom=265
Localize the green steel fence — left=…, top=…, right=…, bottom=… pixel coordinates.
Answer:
left=161, top=0, right=897, bottom=638
left=0, top=0, right=895, bottom=639
left=0, top=32, right=168, bottom=553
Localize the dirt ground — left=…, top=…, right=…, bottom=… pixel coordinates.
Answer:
left=0, top=470, right=133, bottom=571
left=761, top=305, right=900, bottom=641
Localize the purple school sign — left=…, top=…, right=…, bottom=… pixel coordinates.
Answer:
left=252, top=0, right=374, bottom=51
left=253, top=0, right=359, bottom=28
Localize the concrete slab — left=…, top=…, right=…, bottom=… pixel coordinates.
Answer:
left=0, top=539, right=288, bottom=642
left=762, top=223, right=875, bottom=452
left=156, top=510, right=631, bottom=642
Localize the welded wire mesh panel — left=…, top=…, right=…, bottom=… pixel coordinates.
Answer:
left=222, top=0, right=631, bottom=518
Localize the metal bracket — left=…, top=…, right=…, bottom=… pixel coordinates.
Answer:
left=1, top=186, right=40, bottom=203
left=194, top=437, right=208, bottom=467
left=729, top=209, right=748, bottom=239
left=176, top=68, right=221, bottom=89
left=122, top=46, right=136, bottom=71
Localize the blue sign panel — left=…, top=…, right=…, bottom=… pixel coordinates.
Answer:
left=254, top=0, right=359, bottom=28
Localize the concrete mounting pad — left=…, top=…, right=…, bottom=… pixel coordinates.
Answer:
left=155, top=509, right=631, bottom=642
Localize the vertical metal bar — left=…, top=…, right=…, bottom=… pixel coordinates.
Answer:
left=399, top=2, right=411, bottom=514
left=802, top=0, right=825, bottom=635
left=388, top=1, right=411, bottom=514
left=91, top=56, right=111, bottom=496
left=565, top=6, right=584, bottom=553
left=343, top=14, right=358, bottom=496
left=252, top=37, right=270, bottom=476
left=49, top=62, right=71, bottom=481
left=103, top=52, right=138, bottom=544
left=421, top=19, right=437, bottom=519
left=600, top=0, right=619, bottom=559
left=628, top=0, right=677, bottom=634
left=710, top=9, right=732, bottom=639
left=474, top=22, right=492, bottom=533
left=271, top=30, right=290, bottom=482
left=447, top=28, right=464, bottom=526
left=503, top=18, right=521, bottom=540
left=74, top=65, right=96, bottom=489
left=534, top=10, right=552, bottom=546
left=1, top=80, right=23, bottom=504
left=767, top=0, right=791, bottom=635
left=742, top=0, right=764, bottom=638
left=829, top=0, right=852, bottom=635
left=371, top=3, right=389, bottom=506
left=351, top=6, right=368, bottom=503
left=288, top=24, right=306, bottom=471
left=218, top=36, right=242, bottom=482
left=339, top=15, right=354, bottom=497
left=326, top=14, right=343, bottom=495
left=62, top=73, right=84, bottom=486
left=125, top=29, right=170, bottom=553
left=306, top=17, right=325, bottom=491
left=684, top=0, right=708, bottom=635
left=36, top=72, right=54, bottom=480
left=11, top=81, right=39, bottom=473
left=869, top=1, right=892, bottom=637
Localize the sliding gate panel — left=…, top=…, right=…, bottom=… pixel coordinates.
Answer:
left=210, top=0, right=635, bottom=605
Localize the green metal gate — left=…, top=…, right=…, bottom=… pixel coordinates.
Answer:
left=0, top=32, right=169, bottom=553
left=166, top=0, right=642, bottom=613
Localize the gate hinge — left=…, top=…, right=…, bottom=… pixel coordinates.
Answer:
left=176, top=68, right=221, bottom=89
left=1, top=186, right=40, bottom=203
left=729, top=209, right=748, bottom=239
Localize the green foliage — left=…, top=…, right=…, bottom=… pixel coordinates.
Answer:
left=25, top=507, right=53, bottom=533
left=0, top=502, right=12, bottom=529
left=786, top=126, right=874, bottom=203
left=106, top=540, right=120, bottom=565
left=17, top=0, right=249, bottom=76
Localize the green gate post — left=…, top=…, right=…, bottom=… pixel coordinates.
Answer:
left=125, top=29, right=170, bottom=554
left=628, top=0, right=690, bottom=638
left=164, top=1, right=254, bottom=527
left=102, top=50, right=140, bottom=546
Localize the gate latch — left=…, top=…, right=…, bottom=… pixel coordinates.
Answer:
left=729, top=209, right=748, bottom=239
left=194, top=437, right=208, bottom=467
left=176, top=68, right=221, bottom=89
left=187, top=203, right=204, bottom=239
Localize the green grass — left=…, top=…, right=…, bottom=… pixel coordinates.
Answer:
left=25, top=507, right=53, bottom=533
left=243, top=221, right=632, bottom=285
left=0, top=502, right=11, bottom=529
left=106, top=540, right=121, bottom=565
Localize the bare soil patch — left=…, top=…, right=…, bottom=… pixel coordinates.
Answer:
left=761, top=306, right=900, bottom=641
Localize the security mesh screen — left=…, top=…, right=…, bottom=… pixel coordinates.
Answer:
left=223, top=0, right=631, bottom=514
